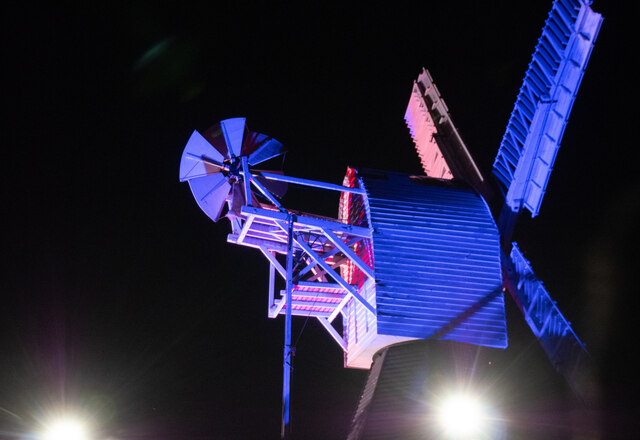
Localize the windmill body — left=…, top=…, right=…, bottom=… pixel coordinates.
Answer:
left=340, top=171, right=506, bottom=368
left=178, top=0, right=603, bottom=437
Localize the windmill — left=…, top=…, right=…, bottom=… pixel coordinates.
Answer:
left=178, top=0, right=602, bottom=438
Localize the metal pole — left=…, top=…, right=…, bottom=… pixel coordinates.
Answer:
left=257, top=171, right=366, bottom=195
left=282, top=214, right=294, bottom=439
left=241, top=156, right=252, bottom=207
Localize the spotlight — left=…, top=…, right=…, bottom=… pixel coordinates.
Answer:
left=436, top=393, right=491, bottom=439
left=41, top=416, right=90, bottom=440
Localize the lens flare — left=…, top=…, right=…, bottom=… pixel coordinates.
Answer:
left=41, top=416, right=89, bottom=440
left=437, top=393, right=487, bottom=438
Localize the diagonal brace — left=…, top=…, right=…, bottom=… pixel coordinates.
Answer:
left=260, top=246, right=287, bottom=279
left=321, top=227, right=374, bottom=280
left=298, top=237, right=362, bottom=278
left=275, top=220, right=376, bottom=318
left=316, top=317, right=347, bottom=351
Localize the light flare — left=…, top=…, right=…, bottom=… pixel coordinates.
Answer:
left=41, top=416, right=90, bottom=440
left=436, top=393, right=490, bottom=438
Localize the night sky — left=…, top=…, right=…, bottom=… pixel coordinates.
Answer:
left=2, top=1, right=638, bottom=439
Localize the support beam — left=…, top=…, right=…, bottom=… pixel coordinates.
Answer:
left=269, top=295, right=287, bottom=318
left=307, top=267, right=331, bottom=282
left=229, top=231, right=329, bottom=255
left=298, top=237, right=362, bottom=277
left=230, top=216, right=243, bottom=235
left=257, top=171, right=366, bottom=195
left=281, top=224, right=376, bottom=318
left=322, top=227, right=375, bottom=280
left=268, top=252, right=276, bottom=312
left=282, top=215, right=294, bottom=439
left=308, top=266, right=329, bottom=283
left=229, top=233, right=290, bottom=254
left=272, top=303, right=333, bottom=318
left=305, top=256, right=350, bottom=282
left=259, top=246, right=287, bottom=279
left=266, top=218, right=374, bottom=318
left=237, top=215, right=254, bottom=244
left=317, top=317, right=348, bottom=351
left=328, top=292, right=353, bottom=323
left=242, top=156, right=252, bottom=207
left=241, top=221, right=287, bottom=239
left=246, top=172, right=284, bottom=210
left=242, top=206, right=372, bottom=239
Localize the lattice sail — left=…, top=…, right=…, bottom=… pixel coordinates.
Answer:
left=405, top=69, right=489, bottom=197
left=492, top=0, right=602, bottom=216
left=502, top=243, right=591, bottom=397
left=405, top=71, right=453, bottom=180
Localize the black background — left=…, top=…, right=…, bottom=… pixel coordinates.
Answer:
left=2, top=1, right=638, bottom=439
